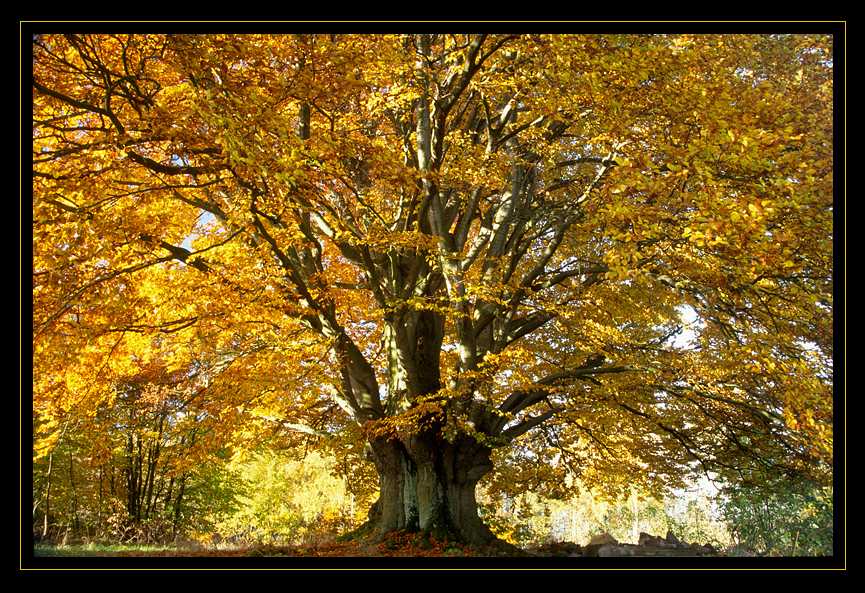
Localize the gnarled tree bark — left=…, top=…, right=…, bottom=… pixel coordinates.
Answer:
left=364, top=432, right=497, bottom=546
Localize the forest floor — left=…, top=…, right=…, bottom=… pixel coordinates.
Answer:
left=33, top=532, right=500, bottom=557
left=33, top=531, right=722, bottom=558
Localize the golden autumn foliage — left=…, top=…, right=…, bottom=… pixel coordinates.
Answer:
left=32, top=33, right=834, bottom=543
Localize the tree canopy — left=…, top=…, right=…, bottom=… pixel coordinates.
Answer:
left=32, top=33, right=834, bottom=545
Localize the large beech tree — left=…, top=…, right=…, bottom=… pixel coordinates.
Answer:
left=33, top=33, right=833, bottom=546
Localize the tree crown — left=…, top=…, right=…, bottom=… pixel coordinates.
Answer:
left=33, top=33, right=834, bottom=500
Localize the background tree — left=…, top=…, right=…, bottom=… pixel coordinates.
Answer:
left=720, top=475, right=833, bottom=556
left=212, top=449, right=373, bottom=546
left=478, top=485, right=732, bottom=549
left=33, top=33, right=834, bottom=547
left=33, top=359, right=241, bottom=543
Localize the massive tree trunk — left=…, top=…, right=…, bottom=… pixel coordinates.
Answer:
left=356, top=309, right=502, bottom=546
left=364, top=432, right=497, bottom=546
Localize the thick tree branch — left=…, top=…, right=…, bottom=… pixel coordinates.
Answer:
left=126, top=150, right=227, bottom=177
left=498, top=365, right=635, bottom=416
left=501, top=409, right=557, bottom=441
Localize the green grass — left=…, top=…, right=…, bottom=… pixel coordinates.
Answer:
left=34, top=542, right=179, bottom=556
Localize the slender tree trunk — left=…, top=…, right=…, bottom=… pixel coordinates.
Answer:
left=165, top=477, right=174, bottom=512
left=173, top=475, right=187, bottom=538
left=42, top=452, right=54, bottom=540
left=126, top=433, right=137, bottom=521
left=135, top=436, right=144, bottom=521
left=97, top=466, right=103, bottom=538
left=68, top=452, right=79, bottom=534
left=144, top=409, right=166, bottom=520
